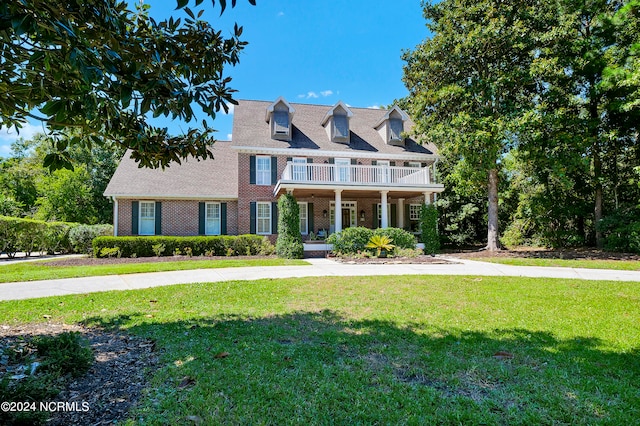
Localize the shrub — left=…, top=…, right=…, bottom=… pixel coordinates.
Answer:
left=373, top=227, right=417, bottom=250
left=276, top=194, right=304, bottom=259
left=365, top=234, right=395, bottom=257
left=600, top=208, right=640, bottom=253
left=0, top=216, right=78, bottom=257
left=327, top=227, right=374, bottom=255
left=33, top=332, right=93, bottom=378
left=68, top=223, right=114, bottom=254
left=420, top=204, right=440, bottom=254
left=92, top=235, right=272, bottom=258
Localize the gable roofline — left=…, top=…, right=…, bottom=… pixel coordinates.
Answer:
left=321, top=100, right=354, bottom=126
left=265, top=96, right=295, bottom=122
left=374, top=105, right=410, bottom=129
left=232, top=145, right=439, bottom=162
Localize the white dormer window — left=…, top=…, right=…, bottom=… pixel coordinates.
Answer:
left=374, top=105, right=409, bottom=146
left=322, top=101, right=354, bottom=144
left=266, top=97, right=295, bottom=141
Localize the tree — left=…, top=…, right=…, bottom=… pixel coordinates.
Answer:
left=34, top=166, right=98, bottom=223
left=402, top=0, right=542, bottom=250
left=0, top=0, right=253, bottom=170
left=275, top=193, right=303, bottom=259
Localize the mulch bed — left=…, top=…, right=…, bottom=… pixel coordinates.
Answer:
left=442, top=248, right=640, bottom=261
left=0, top=323, right=158, bottom=425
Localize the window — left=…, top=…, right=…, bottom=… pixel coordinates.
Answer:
left=407, top=162, right=421, bottom=168
left=333, top=115, right=349, bottom=139
left=273, top=110, right=289, bottom=135
left=139, top=201, right=155, bottom=236
left=410, top=204, right=421, bottom=221
left=389, top=118, right=403, bottom=141
left=376, top=160, right=390, bottom=183
left=257, top=202, right=271, bottom=235
left=256, top=156, right=271, bottom=185
left=298, top=202, right=308, bottom=235
left=377, top=203, right=392, bottom=224
left=335, top=158, right=350, bottom=182
left=205, top=202, right=221, bottom=235
left=292, top=157, right=307, bottom=181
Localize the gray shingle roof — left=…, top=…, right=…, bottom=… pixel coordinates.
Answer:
left=104, top=142, right=237, bottom=199
left=231, top=100, right=439, bottom=157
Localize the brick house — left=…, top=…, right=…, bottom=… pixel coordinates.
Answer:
left=104, top=98, right=444, bottom=248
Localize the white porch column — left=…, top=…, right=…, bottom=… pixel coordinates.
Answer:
left=397, top=198, right=405, bottom=229
left=334, top=189, right=343, bottom=232
left=112, top=197, right=118, bottom=236
left=380, top=190, right=389, bottom=228
left=424, top=192, right=431, bottom=205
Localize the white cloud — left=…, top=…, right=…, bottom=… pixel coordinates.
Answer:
left=297, top=94, right=306, bottom=99
left=320, top=90, right=333, bottom=97
left=221, top=104, right=235, bottom=115
left=367, top=105, right=381, bottom=109
left=0, top=122, right=43, bottom=144
left=226, top=133, right=233, bottom=140
left=306, top=91, right=319, bottom=99
left=297, top=90, right=335, bottom=100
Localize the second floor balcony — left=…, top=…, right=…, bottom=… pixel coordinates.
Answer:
left=274, top=161, right=445, bottom=197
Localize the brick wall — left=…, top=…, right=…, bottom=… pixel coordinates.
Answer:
left=116, top=199, right=238, bottom=236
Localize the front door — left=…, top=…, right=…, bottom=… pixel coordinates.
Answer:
left=342, top=208, right=351, bottom=229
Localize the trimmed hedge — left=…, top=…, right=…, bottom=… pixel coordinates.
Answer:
left=327, top=227, right=417, bottom=255
left=275, top=194, right=304, bottom=259
left=0, top=216, right=77, bottom=257
left=420, top=204, right=440, bottom=254
left=92, top=235, right=274, bottom=258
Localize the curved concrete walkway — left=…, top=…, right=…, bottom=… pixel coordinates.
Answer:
left=1, top=257, right=639, bottom=301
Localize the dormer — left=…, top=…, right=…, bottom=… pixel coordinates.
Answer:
left=321, top=101, right=354, bottom=144
left=265, top=97, right=295, bottom=141
left=375, top=105, right=409, bottom=146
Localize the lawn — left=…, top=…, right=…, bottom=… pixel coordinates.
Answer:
left=0, top=257, right=309, bottom=283
left=1, top=275, right=639, bottom=424
left=477, top=257, right=640, bottom=271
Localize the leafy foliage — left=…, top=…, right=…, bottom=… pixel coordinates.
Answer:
left=275, top=194, right=303, bottom=259
left=92, top=235, right=273, bottom=258
left=0, top=215, right=77, bottom=256
left=68, top=224, right=114, bottom=254
left=0, top=0, right=253, bottom=170
left=420, top=204, right=440, bottom=254
left=327, top=227, right=374, bottom=255
left=365, top=235, right=395, bottom=257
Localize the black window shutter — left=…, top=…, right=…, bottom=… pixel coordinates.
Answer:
left=198, top=202, right=205, bottom=235
left=308, top=203, right=314, bottom=234
left=390, top=161, right=396, bottom=167
left=271, top=157, right=278, bottom=185
left=155, top=202, right=162, bottom=235
left=328, top=158, right=335, bottom=164
left=250, top=202, right=257, bottom=234
left=221, top=203, right=227, bottom=235
left=131, top=201, right=139, bottom=235
left=372, top=204, right=378, bottom=228
left=405, top=204, right=411, bottom=228
left=372, top=160, right=377, bottom=166
left=404, top=162, right=409, bottom=167
left=351, top=159, right=357, bottom=165
left=287, top=157, right=292, bottom=163
left=271, top=202, right=278, bottom=235
left=391, top=204, right=397, bottom=227
left=421, top=162, right=427, bottom=168
left=307, top=158, right=313, bottom=163
left=249, top=156, right=256, bottom=184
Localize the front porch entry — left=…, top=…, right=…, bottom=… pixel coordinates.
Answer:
left=329, top=201, right=357, bottom=234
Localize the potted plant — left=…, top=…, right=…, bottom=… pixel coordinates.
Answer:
left=365, top=235, right=395, bottom=258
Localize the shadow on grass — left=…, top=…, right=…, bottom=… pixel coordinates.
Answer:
left=81, top=311, right=640, bottom=424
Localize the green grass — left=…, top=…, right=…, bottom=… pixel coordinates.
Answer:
left=478, top=257, right=640, bottom=271
left=0, top=258, right=309, bottom=283
left=1, top=275, right=639, bottom=425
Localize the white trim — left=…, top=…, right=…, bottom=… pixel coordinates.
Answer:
left=265, top=96, right=295, bottom=122
left=298, top=201, right=308, bottom=235
left=103, top=194, right=237, bottom=200
left=232, top=145, right=440, bottom=162
left=373, top=105, right=409, bottom=128
left=112, top=197, right=118, bottom=236
left=274, top=182, right=445, bottom=196
left=321, top=100, right=354, bottom=126
left=256, top=155, right=272, bottom=186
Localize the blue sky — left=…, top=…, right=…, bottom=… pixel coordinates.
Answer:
left=0, top=0, right=429, bottom=156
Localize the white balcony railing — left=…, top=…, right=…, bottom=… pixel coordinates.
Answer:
left=280, top=162, right=435, bottom=186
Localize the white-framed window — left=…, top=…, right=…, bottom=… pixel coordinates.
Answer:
left=330, top=201, right=357, bottom=231
left=376, top=160, right=390, bottom=183
left=257, top=202, right=271, bottom=235
left=298, top=202, right=308, bottom=235
left=389, top=118, right=403, bottom=141
left=139, top=201, right=155, bottom=236
left=335, top=158, right=351, bottom=182
left=205, top=202, right=221, bottom=235
left=407, top=162, right=421, bottom=168
left=273, top=110, right=290, bottom=136
left=377, top=203, right=392, bottom=225
left=256, top=156, right=271, bottom=185
left=292, top=157, right=307, bottom=181
left=333, top=115, right=349, bottom=139
left=410, top=204, right=422, bottom=221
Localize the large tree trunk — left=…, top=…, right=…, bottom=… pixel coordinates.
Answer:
left=486, top=168, right=500, bottom=251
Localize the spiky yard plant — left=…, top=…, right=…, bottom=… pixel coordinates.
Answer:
left=365, top=235, right=395, bottom=258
